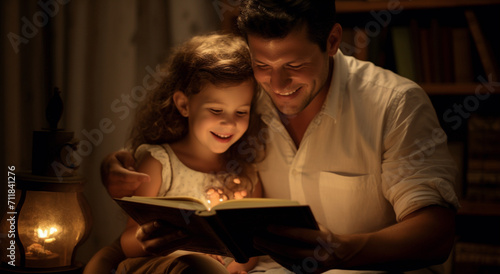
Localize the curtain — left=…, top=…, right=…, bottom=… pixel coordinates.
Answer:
left=1, top=0, right=222, bottom=263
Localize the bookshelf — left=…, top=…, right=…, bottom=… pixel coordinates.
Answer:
left=337, top=1, right=500, bottom=272
left=337, top=0, right=500, bottom=94
left=336, top=0, right=500, bottom=13
left=420, top=83, right=500, bottom=95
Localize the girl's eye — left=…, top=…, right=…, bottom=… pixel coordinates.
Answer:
left=209, top=109, right=222, bottom=114
left=236, top=111, right=249, bottom=116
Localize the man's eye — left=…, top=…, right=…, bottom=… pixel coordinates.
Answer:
left=210, top=109, right=222, bottom=114
left=254, top=64, right=269, bottom=70
left=287, top=64, right=303, bottom=69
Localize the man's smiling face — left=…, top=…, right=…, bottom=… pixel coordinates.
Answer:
left=248, top=25, right=333, bottom=116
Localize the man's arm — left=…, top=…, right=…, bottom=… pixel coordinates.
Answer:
left=100, top=150, right=150, bottom=198
left=101, top=150, right=194, bottom=256
left=254, top=205, right=455, bottom=273
left=120, top=153, right=163, bottom=257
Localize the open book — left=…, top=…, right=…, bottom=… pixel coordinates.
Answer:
left=114, top=196, right=318, bottom=263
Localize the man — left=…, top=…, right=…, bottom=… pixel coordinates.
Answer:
left=101, top=1, right=459, bottom=273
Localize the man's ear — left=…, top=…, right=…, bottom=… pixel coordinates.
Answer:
left=326, top=23, right=343, bottom=56
left=173, top=91, right=189, bottom=117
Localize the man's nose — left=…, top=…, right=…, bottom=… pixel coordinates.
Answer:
left=270, top=68, right=291, bottom=93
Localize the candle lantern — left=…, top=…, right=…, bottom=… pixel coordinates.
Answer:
left=1, top=88, right=91, bottom=273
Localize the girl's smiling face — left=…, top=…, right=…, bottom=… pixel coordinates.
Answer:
left=180, top=80, right=255, bottom=156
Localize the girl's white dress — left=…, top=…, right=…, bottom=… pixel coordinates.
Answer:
left=121, top=143, right=284, bottom=273
left=134, top=143, right=258, bottom=208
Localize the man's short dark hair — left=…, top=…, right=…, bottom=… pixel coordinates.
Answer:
left=237, top=0, right=336, bottom=52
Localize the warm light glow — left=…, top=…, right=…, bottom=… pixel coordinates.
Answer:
left=36, top=226, right=58, bottom=243
left=38, top=229, right=47, bottom=238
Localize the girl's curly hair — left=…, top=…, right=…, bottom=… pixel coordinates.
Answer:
left=128, top=33, right=266, bottom=180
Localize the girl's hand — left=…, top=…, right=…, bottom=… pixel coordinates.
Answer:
left=204, top=254, right=225, bottom=265
left=226, top=261, right=249, bottom=274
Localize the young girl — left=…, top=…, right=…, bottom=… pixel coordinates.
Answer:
left=118, top=33, right=266, bottom=273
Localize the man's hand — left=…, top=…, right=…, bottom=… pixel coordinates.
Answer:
left=254, top=225, right=343, bottom=274
left=100, top=150, right=150, bottom=198
left=254, top=206, right=455, bottom=273
left=136, top=220, right=191, bottom=255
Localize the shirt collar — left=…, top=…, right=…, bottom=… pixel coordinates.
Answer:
left=256, top=88, right=281, bottom=128
left=322, top=49, right=348, bottom=123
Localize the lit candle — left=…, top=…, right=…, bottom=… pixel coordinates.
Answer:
left=38, top=227, right=57, bottom=246
left=26, top=226, right=59, bottom=257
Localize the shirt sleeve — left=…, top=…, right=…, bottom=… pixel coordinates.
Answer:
left=381, top=87, right=460, bottom=221
left=134, top=144, right=172, bottom=197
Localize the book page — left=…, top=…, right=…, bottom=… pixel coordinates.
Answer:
left=212, top=198, right=300, bottom=211
left=119, top=196, right=208, bottom=211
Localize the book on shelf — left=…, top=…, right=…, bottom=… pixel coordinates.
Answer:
left=465, top=114, right=500, bottom=202
left=341, top=25, right=391, bottom=68
left=467, top=115, right=500, bottom=162
left=467, top=171, right=500, bottom=185
left=409, top=19, right=423, bottom=83
left=368, top=25, right=389, bottom=68
left=429, top=19, right=444, bottom=83
left=391, top=25, right=417, bottom=81
left=455, top=242, right=500, bottom=266
left=465, top=185, right=500, bottom=202
left=415, top=19, right=468, bottom=84
left=418, top=27, right=433, bottom=83
left=465, top=9, right=499, bottom=82
left=440, top=25, right=454, bottom=83
left=114, top=196, right=318, bottom=263
left=468, top=160, right=500, bottom=172
left=340, top=27, right=369, bottom=61
left=452, top=28, right=474, bottom=83
left=337, top=5, right=500, bottom=88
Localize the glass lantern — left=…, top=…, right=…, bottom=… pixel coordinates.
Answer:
left=0, top=88, right=91, bottom=273
left=1, top=174, right=91, bottom=272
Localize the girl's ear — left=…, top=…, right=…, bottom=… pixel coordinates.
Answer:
left=173, top=91, right=189, bottom=117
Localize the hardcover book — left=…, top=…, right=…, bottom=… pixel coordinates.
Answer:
left=114, top=196, right=319, bottom=263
